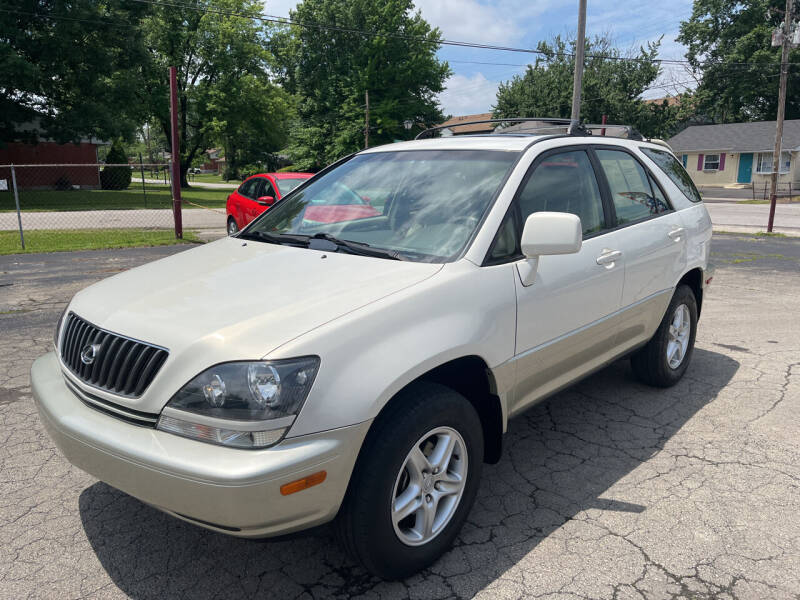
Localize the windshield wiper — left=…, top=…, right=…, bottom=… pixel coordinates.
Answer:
left=311, top=233, right=405, bottom=261
left=238, top=230, right=310, bottom=246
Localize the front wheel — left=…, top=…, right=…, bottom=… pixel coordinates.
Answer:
left=631, top=284, right=698, bottom=387
left=335, top=382, right=484, bottom=580
left=227, top=217, right=239, bottom=236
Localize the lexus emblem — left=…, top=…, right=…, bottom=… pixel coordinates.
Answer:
left=80, top=343, right=101, bottom=365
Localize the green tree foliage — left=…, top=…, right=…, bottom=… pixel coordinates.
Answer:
left=493, top=35, right=681, bottom=138
left=678, top=0, right=800, bottom=123
left=100, top=141, right=132, bottom=190
left=274, top=0, right=451, bottom=170
left=0, top=0, right=149, bottom=144
left=136, top=0, right=290, bottom=187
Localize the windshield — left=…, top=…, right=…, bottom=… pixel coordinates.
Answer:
left=275, top=177, right=309, bottom=196
left=245, top=150, right=519, bottom=262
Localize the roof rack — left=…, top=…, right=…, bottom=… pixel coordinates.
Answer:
left=415, top=118, right=586, bottom=140
left=414, top=117, right=645, bottom=141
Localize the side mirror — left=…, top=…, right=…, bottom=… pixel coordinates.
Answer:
left=518, top=212, right=582, bottom=287
left=257, top=196, right=275, bottom=207
left=521, top=212, right=582, bottom=257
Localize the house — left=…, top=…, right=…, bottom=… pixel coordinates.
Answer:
left=200, top=148, right=226, bottom=173
left=437, top=113, right=495, bottom=136
left=0, top=123, right=107, bottom=189
left=667, top=120, right=800, bottom=187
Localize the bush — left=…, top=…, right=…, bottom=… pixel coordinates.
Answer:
left=100, top=141, right=131, bottom=190
left=239, top=164, right=264, bottom=179
left=54, top=175, right=72, bottom=191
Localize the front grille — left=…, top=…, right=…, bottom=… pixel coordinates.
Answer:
left=64, top=377, right=159, bottom=427
left=59, top=312, right=169, bottom=397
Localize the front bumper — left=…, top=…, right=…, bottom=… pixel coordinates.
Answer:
left=32, top=352, right=370, bottom=537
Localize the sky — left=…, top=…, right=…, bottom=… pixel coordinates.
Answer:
left=264, top=0, right=697, bottom=117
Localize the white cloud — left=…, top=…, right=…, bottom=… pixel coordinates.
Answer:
left=413, top=0, right=521, bottom=45
left=438, top=72, right=500, bottom=116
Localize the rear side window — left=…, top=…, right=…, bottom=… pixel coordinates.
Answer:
left=641, top=147, right=702, bottom=203
left=517, top=150, right=605, bottom=236
left=596, top=149, right=670, bottom=224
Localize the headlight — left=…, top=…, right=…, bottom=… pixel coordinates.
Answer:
left=156, top=357, right=319, bottom=449
left=53, top=306, right=68, bottom=350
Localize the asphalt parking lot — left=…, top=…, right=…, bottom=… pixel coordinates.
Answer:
left=1, top=234, right=799, bottom=599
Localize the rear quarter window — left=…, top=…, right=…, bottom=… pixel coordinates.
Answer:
left=640, top=147, right=702, bottom=203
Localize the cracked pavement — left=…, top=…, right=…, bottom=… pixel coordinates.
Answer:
left=1, top=234, right=799, bottom=599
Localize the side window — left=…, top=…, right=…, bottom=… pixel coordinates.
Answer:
left=640, top=147, right=702, bottom=203
left=648, top=174, right=671, bottom=213
left=238, top=178, right=258, bottom=199
left=517, top=150, right=604, bottom=237
left=596, top=149, right=663, bottom=224
left=261, top=180, right=276, bottom=199
left=488, top=211, right=519, bottom=262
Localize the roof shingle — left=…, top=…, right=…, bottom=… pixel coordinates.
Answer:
left=668, top=120, right=800, bottom=153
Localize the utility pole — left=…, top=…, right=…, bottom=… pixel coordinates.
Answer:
left=767, top=0, right=795, bottom=232
left=364, top=90, right=370, bottom=149
left=169, top=66, right=183, bottom=239
left=570, top=0, right=588, bottom=123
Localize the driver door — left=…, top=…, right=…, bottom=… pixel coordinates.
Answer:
left=507, top=148, right=627, bottom=416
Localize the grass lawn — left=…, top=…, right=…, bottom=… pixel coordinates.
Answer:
left=0, top=184, right=229, bottom=212
left=0, top=228, right=200, bottom=255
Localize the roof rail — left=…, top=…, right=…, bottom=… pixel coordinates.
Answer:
left=415, top=117, right=647, bottom=141
left=415, top=117, right=586, bottom=140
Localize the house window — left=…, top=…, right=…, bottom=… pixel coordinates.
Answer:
left=756, top=151, right=791, bottom=174
left=703, top=154, right=720, bottom=170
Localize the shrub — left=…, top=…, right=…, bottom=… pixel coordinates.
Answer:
left=54, top=175, right=72, bottom=191
left=100, top=141, right=131, bottom=190
left=239, top=164, right=264, bottom=179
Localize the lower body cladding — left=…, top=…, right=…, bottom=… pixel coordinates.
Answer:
left=31, top=352, right=370, bottom=538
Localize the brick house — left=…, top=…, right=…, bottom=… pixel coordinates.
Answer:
left=0, top=137, right=106, bottom=189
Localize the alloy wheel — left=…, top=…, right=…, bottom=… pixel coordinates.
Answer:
left=391, top=426, right=468, bottom=546
left=666, top=303, right=691, bottom=369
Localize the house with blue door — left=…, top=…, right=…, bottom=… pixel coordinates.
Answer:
left=667, top=120, right=800, bottom=187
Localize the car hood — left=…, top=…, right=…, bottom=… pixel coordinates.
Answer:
left=67, top=237, right=442, bottom=410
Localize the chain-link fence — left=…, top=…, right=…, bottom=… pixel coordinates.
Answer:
left=0, top=163, right=231, bottom=253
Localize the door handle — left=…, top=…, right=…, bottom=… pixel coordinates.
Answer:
left=668, top=227, right=686, bottom=242
left=596, top=249, right=622, bottom=267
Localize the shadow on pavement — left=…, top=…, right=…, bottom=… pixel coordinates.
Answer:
left=79, top=348, right=738, bottom=599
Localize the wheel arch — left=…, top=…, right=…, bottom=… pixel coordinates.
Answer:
left=677, top=267, right=703, bottom=317
left=363, top=356, right=505, bottom=465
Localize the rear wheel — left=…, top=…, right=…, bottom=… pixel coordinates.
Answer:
left=335, top=382, right=483, bottom=580
left=227, top=217, right=239, bottom=235
left=631, top=284, right=698, bottom=387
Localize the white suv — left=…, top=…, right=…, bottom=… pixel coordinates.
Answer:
left=32, top=121, right=713, bottom=579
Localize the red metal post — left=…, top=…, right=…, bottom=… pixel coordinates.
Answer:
left=600, top=114, right=607, bottom=136
left=169, top=66, right=183, bottom=239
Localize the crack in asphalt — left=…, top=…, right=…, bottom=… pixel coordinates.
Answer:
left=1, top=241, right=800, bottom=599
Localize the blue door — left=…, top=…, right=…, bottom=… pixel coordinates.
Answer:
left=737, top=153, right=753, bottom=183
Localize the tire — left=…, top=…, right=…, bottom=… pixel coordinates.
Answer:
left=631, top=284, right=698, bottom=387
left=227, top=217, right=239, bottom=236
left=335, top=382, right=484, bottom=580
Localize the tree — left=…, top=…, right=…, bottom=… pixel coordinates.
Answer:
left=274, top=0, right=450, bottom=170
left=136, top=0, right=288, bottom=187
left=100, top=141, right=132, bottom=190
left=678, top=0, right=800, bottom=123
left=493, top=35, right=681, bottom=138
left=0, top=0, right=149, bottom=144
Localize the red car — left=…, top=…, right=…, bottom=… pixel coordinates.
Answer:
left=226, top=172, right=313, bottom=235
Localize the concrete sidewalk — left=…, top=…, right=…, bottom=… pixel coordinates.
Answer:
left=132, top=177, right=237, bottom=190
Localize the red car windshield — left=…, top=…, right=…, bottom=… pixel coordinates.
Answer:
left=244, top=149, right=519, bottom=262
left=275, top=177, right=309, bottom=196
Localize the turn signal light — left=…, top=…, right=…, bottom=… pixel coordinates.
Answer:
left=280, top=471, right=327, bottom=495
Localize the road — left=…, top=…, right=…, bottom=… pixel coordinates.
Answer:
left=132, top=177, right=238, bottom=190
left=1, top=234, right=799, bottom=599
left=705, top=201, right=800, bottom=235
